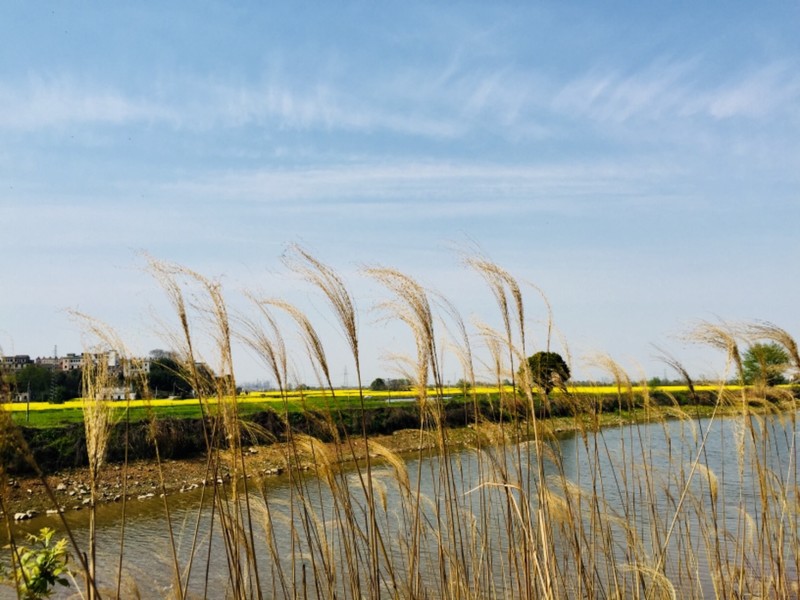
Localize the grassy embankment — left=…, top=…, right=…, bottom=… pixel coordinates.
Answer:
left=5, top=384, right=768, bottom=479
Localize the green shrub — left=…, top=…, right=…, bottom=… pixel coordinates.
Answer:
left=1, top=527, right=70, bottom=599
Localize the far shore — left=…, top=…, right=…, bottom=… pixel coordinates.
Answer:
left=3, top=398, right=791, bottom=519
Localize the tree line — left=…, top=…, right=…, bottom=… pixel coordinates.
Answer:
left=2, top=342, right=793, bottom=404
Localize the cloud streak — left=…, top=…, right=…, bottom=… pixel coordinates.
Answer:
left=552, top=60, right=800, bottom=124
left=3, top=56, right=798, bottom=143
left=0, top=76, right=173, bottom=129
left=160, top=160, right=687, bottom=214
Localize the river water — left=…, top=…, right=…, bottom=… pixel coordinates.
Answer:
left=3, top=410, right=798, bottom=598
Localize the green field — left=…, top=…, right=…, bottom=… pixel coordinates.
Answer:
left=2, top=384, right=741, bottom=428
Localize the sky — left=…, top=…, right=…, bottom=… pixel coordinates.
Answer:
left=1, top=2, right=799, bottom=386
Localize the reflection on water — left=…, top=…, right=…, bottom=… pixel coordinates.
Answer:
left=3, top=411, right=798, bottom=598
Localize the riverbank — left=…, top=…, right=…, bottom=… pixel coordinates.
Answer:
left=3, top=398, right=777, bottom=518
left=3, top=427, right=474, bottom=517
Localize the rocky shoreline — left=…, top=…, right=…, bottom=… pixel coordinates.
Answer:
left=2, top=428, right=456, bottom=518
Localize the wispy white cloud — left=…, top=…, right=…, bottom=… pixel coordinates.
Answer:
left=160, top=160, right=686, bottom=218
left=705, top=63, right=800, bottom=119
left=0, top=76, right=173, bottom=129
left=552, top=61, right=694, bottom=122
left=3, top=56, right=798, bottom=147
left=0, top=73, right=469, bottom=138
left=552, top=60, right=800, bottom=123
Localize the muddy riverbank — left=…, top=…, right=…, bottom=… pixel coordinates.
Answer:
left=2, top=427, right=467, bottom=517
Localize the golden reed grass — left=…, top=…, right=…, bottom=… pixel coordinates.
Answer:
left=1, top=249, right=798, bottom=599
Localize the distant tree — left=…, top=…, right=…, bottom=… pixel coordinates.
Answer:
left=742, top=342, right=789, bottom=386
left=370, top=377, right=387, bottom=391
left=149, top=349, right=177, bottom=361
left=387, top=378, right=412, bottom=392
left=148, top=357, right=193, bottom=398
left=15, top=365, right=52, bottom=401
left=518, top=351, right=571, bottom=395
left=455, top=378, right=472, bottom=395
left=51, top=369, right=82, bottom=402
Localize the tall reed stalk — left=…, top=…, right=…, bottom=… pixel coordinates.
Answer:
left=2, top=252, right=799, bottom=599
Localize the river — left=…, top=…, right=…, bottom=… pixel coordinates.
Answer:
left=3, top=410, right=798, bottom=598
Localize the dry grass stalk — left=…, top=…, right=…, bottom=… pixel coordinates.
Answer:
left=5, top=253, right=800, bottom=599
left=747, top=321, right=800, bottom=373
left=688, top=321, right=745, bottom=385
left=68, top=312, right=128, bottom=600
left=284, top=246, right=393, bottom=596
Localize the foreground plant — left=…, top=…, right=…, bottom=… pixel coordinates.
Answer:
left=3, top=250, right=799, bottom=599
left=1, top=527, right=70, bottom=600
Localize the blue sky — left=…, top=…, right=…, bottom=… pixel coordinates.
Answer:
left=2, top=2, right=798, bottom=385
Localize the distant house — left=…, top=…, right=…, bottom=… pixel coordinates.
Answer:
left=60, top=354, right=83, bottom=371
left=0, top=355, right=33, bottom=372
left=122, top=358, right=151, bottom=378
left=6, top=350, right=154, bottom=383
left=99, top=386, right=137, bottom=401
left=35, top=356, right=61, bottom=370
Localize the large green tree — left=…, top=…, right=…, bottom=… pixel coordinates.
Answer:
left=14, top=365, right=52, bottom=401
left=147, top=357, right=194, bottom=398
left=742, top=342, right=789, bottom=386
left=51, top=369, right=82, bottom=402
left=519, top=351, right=570, bottom=395
left=369, top=377, right=387, bottom=391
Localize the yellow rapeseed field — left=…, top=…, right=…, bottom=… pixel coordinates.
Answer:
left=0, top=384, right=738, bottom=412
